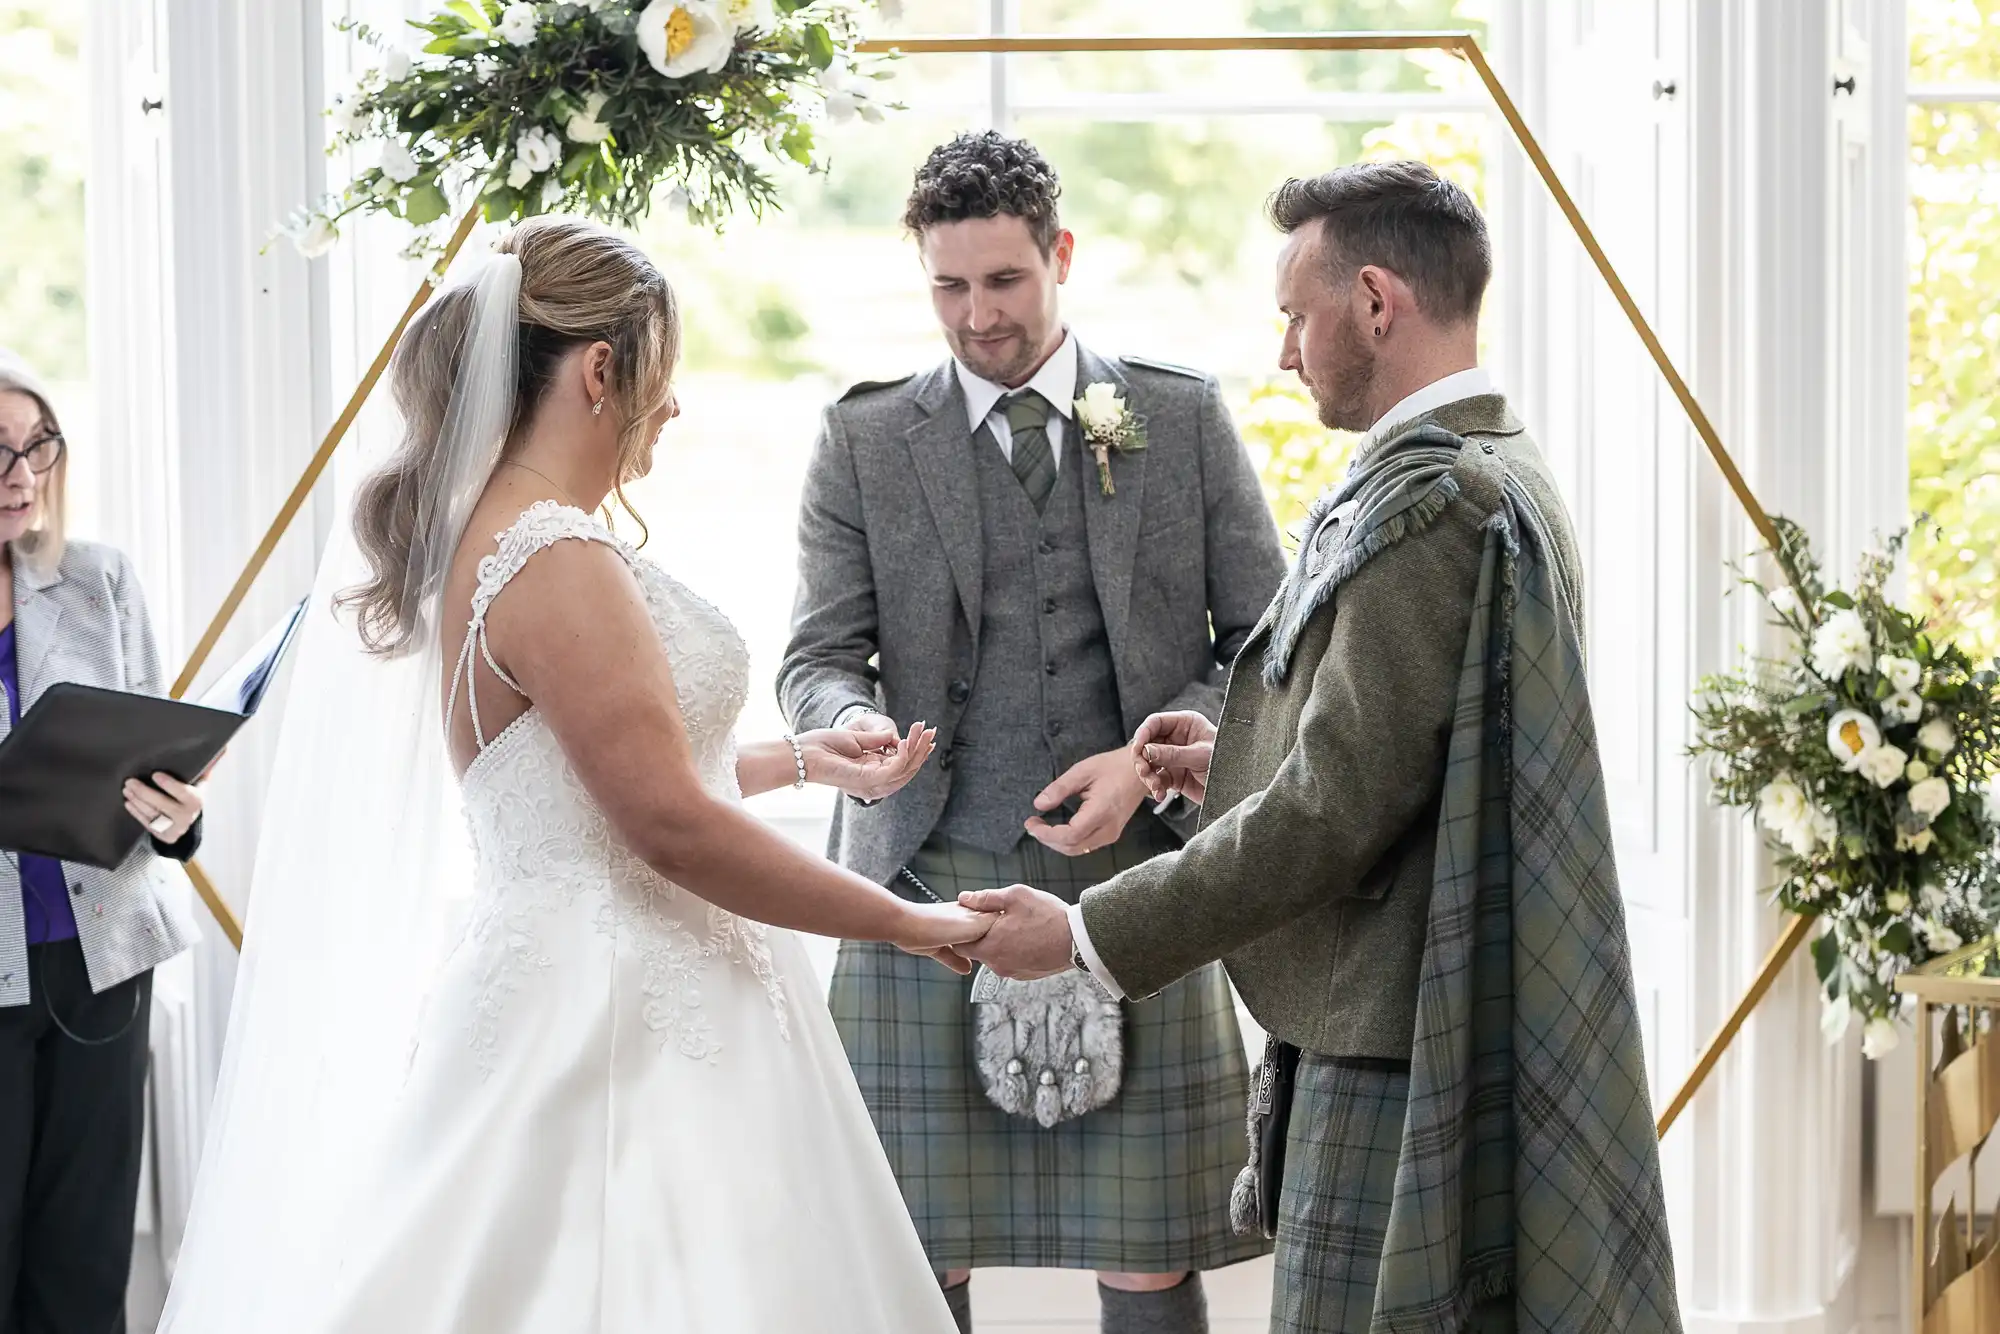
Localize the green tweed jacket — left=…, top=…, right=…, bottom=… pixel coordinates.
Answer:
left=1078, top=394, right=1585, bottom=1058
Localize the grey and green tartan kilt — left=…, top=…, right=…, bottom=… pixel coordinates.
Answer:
left=1269, top=1056, right=1410, bottom=1334
left=829, top=823, right=1272, bottom=1273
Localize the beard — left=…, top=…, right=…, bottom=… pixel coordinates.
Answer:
left=1310, top=311, right=1377, bottom=433
left=949, top=324, right=1040, bottom=386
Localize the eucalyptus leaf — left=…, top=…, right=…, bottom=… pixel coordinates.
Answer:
left=445, top=0, right=491, bottom=29
left=405, top=182, right=451, bottom=225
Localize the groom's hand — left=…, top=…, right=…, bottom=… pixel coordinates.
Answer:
left=1025, top=748, right=1149, bottom=856
left=1129, top=711, right=1217, bottom=805
left=956, top=885, right=1074, bottom=980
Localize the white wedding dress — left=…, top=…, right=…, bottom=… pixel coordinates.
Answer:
left=303, top=501, right=953, bottom=1333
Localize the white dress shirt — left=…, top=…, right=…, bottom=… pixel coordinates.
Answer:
left=1357, top=366, right=1494, bottom=456
left=1062, top=365, right=1499, bottom=1000
left=956, top=330, right=1078, bottom=472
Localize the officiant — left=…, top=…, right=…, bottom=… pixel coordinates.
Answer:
left=0, top=348, right=206, bottom=1334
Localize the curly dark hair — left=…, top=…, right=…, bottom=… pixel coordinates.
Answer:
left=1267, top=161, right=1490, bottom=325
left=902, top=131, right=1063, bottom=253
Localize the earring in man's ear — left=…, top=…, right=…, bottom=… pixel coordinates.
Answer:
left=1373, top=326, right=1383, bottom=337
left=592, top=398, right=605, bottom=417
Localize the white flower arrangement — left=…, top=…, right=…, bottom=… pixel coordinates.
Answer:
left=290, top=0, right=897, bottom=253
left=1692, top=521, right=2000, bottom=1049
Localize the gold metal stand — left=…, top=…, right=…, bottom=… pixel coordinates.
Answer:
left=170, top=29, right=1791, bottom=1135
left=1898, top=941, right=2000, bottom=1333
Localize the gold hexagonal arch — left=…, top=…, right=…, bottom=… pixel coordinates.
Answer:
left=166, top=30, right=1807, bottom=1140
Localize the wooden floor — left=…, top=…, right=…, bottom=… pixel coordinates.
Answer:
left=975, top=1257, right=1274, bottom=1332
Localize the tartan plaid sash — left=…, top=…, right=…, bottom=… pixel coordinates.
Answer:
left=1371, top=457, right=1681, bottom=1332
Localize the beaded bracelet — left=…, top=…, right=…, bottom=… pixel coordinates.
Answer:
left=782, top=734, right=807, bottom=789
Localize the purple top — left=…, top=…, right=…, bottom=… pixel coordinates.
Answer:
left=0, top=622, right=78, bottom=943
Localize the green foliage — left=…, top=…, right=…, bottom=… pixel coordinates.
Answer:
left=1689, top=521, right=2000, bottom=1035
left=0, top=4, right=85, bottom=375
left=1907, top=2, right=2000, bottom=666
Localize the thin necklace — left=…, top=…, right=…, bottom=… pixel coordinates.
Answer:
left=503, top=460, right=584, bottom=510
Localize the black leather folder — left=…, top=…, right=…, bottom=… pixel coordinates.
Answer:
left=0, top=597, right=308, bottom=869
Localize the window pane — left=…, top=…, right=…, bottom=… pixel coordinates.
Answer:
left=1908, top=95, right=2000, bottom=661
left=1910, top=0, right=2000, bottom=83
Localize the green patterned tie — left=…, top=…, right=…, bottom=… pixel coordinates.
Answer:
left=1001, top=389, right=1057, bottom=514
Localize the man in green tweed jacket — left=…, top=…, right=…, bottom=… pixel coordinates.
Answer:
left=964, top=162, right=1681, bottom=1333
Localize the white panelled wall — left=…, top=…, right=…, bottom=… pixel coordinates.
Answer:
left=89, top=1, right=1915, bottom=1328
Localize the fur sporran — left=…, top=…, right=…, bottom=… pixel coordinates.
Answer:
left=969, top=967, right=1124, bottom=1128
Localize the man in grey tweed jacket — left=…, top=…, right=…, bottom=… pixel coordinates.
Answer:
left=779, top=132, right=1285, bottom=1333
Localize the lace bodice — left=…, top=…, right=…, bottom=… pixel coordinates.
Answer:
left=449, top=501, right=786, bottom=1070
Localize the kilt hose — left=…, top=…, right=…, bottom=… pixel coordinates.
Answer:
left=829, top=821, right=1271, bottom=1273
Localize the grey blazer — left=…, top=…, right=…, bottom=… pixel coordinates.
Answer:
left=779, top=344, right=1288, bottom=885
left=0, top=540, right=201, bottom=1007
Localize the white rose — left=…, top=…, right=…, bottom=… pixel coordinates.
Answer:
left=499, top=2, right=541, bottom=46
left=1769, top=586, right=1801, bottom=617
left=1896, top=828, right=1935, bottom=854
left=1859, top=743, right=1909, bottom=790
left=515, top=126, right=561, bottom=173
left=1878, top=654, right=1922, bottom=692
left=1821, top=992, right=1853, bottom=1044
left=1862, top=1017, right=1900, bottom=1060
left=381, top=46, right=413, bottom=83
left=1918, top=718, right=1957, bottom=757
left=288, top=214, right=339, bottom=258
left=1812, top=806, right=1839, bottom=850
left=540, top=175, right=565, bottom=209
left=1922, top=919, right=1963, bottom=955
left=637, top=0, right=736, bottom=78
left=566, top=91, right=613, bottom=143
left=507, top=157, right=534, bottom=190
left=1885, top=888, right=1912, bottom=914
left=1908, top=776, right=1953, bottom=823
left=1826, top=709, right=1882, bottom=770
left=327, top=94, right=365, bottom=137
left=1883, top=689, right=1924, bottom=726
left=1075, top=383, right=1128, bottom=436
left=378, top=138, right=420, bottom=184
left=1810, top=608, right=1874, bottom=680
left=1757, top=776, right=1811, bottom=847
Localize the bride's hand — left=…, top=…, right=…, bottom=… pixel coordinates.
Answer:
left=802, top=721, right=937, bottom=801
left=894, top=903, right=996, bottom=976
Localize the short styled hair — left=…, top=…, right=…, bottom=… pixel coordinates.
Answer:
left=1267, top=161, right=1490, bottom=324
left=903, top=131, right=1063, bottom=253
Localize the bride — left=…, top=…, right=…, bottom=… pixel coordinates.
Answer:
left=158, top=216, right=988, bottom=1332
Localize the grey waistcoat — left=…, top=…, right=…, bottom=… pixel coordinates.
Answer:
left=937, top=427, right=1126, bottom=853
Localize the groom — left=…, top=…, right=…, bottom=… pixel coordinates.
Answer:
left=780, top=131, right=1284, bottom=1333
left=963, top=162, right=1682, bottom=1332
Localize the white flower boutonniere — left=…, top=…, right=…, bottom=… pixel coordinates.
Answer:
left=1074, top=382, right=1146, bottom=497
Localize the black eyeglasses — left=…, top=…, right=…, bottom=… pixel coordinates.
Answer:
left=0, top=432, right=64, bottom=477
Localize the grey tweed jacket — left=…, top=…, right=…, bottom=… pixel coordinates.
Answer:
left=0, top=540, right=201, bottom=1007
left=780, top=343, right=1287, bottom=886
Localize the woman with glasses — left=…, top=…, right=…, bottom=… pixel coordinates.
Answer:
left=0, top=346, right=205, bottom=1333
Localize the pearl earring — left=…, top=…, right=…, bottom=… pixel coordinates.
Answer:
left=592, top=398, right=604, bottom=417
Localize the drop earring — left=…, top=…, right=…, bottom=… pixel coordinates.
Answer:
left=592, top=398, right=604, bottom=417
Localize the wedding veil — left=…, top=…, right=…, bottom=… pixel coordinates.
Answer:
left=159, top=252, right=522, bottom=1330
